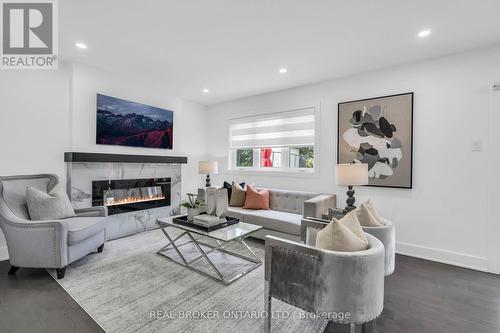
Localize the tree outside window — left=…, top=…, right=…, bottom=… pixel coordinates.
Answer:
left=236, top=149, right=253, bottom=167
left=289, top=146, right=314, bottom=168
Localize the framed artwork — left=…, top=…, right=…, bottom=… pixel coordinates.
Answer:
left=337, top=92, right=413, bottom=189
left=96, top=94, right=174, bottom=149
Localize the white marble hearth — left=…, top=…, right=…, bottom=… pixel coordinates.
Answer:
left=67, top=162, right=182, bottom=240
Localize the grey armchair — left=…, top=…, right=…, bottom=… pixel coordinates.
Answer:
left=303, top=216, right=396, bottom=276
left=264, top=232, right=385, bottom=333
left=0, top=174, right=108, bottom=279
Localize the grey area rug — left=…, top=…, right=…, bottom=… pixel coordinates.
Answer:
left=49, top=229, right=328, bottom=333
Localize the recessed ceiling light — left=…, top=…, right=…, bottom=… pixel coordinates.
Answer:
left=75, top=42, right=87, bottom=49
left=202, top=88, right=210, bottom=94
left=279, top=68, right=287, bottom=74
left=417, top=29, right=431, bottom=38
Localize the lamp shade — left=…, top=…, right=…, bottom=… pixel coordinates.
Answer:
left=199, top=161, right=218, bottom=174
left=335, top=163, right=369, bottom=186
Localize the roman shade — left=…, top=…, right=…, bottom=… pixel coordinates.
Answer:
left=229, top=108, right=315, bottom=148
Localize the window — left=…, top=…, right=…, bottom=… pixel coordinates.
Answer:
left=261, top=148, right=282, bottom=168
left=229, top=108, right=316, bottom=173
left=289, top=146, right=314, bottom=169
left=236, top=149, right=253, bottom=167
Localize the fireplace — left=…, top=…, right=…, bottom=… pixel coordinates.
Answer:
left=92, top=178, right=171, bottom=215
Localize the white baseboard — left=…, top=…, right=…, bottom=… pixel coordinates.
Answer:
left=0, top=246, right=8, bottom=261
left=396, top=241, right=489, bottom=272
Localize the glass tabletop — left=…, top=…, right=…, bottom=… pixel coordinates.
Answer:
left=157, top=216, right=263, bottom=242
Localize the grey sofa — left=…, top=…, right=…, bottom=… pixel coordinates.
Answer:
left=0, top=174, right=108, bottom=279
left=198, top=187, right=336, bottom=241
left=302, top=216, right=396, bottom=276
left=265, top=232, right=385, bottom=332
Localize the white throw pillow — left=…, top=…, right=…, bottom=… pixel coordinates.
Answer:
left=26, top=184, right=76, bottom=221
left=315, top=212, right=369, bottom=252
left=355, top=199, right=385, bottom=227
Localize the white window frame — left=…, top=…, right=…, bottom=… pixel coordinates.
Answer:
left=227, top=106, right=320, bottom=178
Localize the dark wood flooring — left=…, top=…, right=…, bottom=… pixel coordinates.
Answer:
left=0, top=260, right=105, bottom=333
left=1, top=254, right=499, bottom=333
left=326, top=255, right=500, bottom=333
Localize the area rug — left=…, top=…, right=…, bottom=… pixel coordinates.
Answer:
left=49, top=229, right=328, bottom=333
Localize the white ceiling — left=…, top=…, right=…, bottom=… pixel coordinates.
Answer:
left=60, top=0, right=500, bottom=105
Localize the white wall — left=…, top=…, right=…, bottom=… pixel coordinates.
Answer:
left=488, top=82, right=500, bottom=273
left=70, top=63, right=208, bottom=196
left=207, top=46, right=500, bottom=272
left=0, top=64, right=72, bottom=260
left=0, top=63, right=208, bottom=260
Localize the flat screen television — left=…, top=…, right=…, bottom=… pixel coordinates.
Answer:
left=96, top=94, right=173, bottom=149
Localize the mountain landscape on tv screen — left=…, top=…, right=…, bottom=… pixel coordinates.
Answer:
left=96, top=94, right=173, bottom=149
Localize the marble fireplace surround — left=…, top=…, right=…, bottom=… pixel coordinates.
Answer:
left=65, top=152, right=187, bottom=240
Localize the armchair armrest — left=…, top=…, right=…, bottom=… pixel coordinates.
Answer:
left=0, top=216, right=68, bottom=268
left=300, top=217, right=329, bottom=243
left=265, top=235, right=321, bottom=282
left=74, top=206, right=108, bottom=217
left=303, top=194, right=336, bottom=219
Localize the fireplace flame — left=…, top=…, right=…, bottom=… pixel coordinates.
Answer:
left=104, top=194, right=165, bottom=207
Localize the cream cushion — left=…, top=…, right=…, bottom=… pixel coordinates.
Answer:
left=229, top=182, right=246, bottom=207
left=356, top=199, right=384, bottom=227
left=365, top=199, right=384, bottom=222
left=26, top=184, right=76, bottom=221
left=315, top=212, right=368, bottom=252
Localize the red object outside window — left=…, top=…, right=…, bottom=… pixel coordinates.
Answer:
left=261, top=148, right=273, bottom=167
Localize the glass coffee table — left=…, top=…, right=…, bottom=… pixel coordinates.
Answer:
left=156, top=217, right=263, bottom=285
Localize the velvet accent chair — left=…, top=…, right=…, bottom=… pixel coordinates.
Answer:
left=0, top=174, right=108, bottom=279
left=264, top=233, right=385, bottom=333
left=303, top=216, right=396, bottom=276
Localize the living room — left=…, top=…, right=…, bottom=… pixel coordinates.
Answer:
left=1, top=1, right=500, bottom=333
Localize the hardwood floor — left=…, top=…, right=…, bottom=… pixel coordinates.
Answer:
left=0, top=260, right=105, bottom=333
left=1, top=254, right=499, bottom=333
left=326, top=255, right=500, bottom=333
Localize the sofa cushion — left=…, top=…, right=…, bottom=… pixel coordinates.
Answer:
left=357, top=203, right=384, bottom=227
left=244, top=186, right=270, bottom=210
left=223, top=181, right=245, bottom=202
left=26, top=184, right=75, bottom=221
left=241, top=209, right=302, bottom=235
left=66, top=217, right=106, bottom=245
left=229, top=182, right=247, bottom=207
left=316, top=212, right=368, bottom=252
left=227, top=206, right=248, bottom=221
left=354, top=199, right=384, bottom=227
left=268, top=189, right=319, bottom=215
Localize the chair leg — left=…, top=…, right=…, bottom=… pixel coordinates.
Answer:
left=264, top=280, right=272, bottom=333
left=97, top=244, right=104, bottom=253
left=8, top=266, right=19, bottom=275
left=56, top=267, right=66, bottom=279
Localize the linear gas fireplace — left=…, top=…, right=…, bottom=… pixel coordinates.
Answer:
left=92, top=178, right=171, bottom=215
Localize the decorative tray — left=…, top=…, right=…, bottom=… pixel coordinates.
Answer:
left=173, top=214, right=239, bottom=232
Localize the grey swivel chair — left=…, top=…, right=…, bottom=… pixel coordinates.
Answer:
left=264, top=231, right=385, bottom=333
left=302, top=216, right=396, bottom=276
left=0, top=174, right=108, bottom=279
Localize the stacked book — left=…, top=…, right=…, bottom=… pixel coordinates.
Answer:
left=193, top=214, right=226, bottom=227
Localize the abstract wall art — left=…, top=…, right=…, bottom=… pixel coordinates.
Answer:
left=337, top=92, right=413, bottom=189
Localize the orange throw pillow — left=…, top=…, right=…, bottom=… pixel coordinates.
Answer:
left=243, top=186, right=270, bottom=210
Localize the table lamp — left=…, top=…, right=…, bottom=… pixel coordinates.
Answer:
left=199, top=161, right=218, bottom=187
left=335, top=163, right=369, bottom=212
